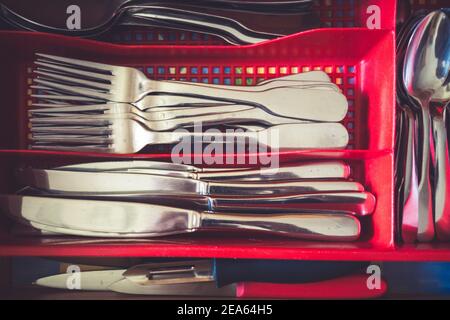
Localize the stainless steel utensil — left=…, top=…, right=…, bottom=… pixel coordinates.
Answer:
left=53, top=160, right=351, bottom=181
left=18, top=168, right=362, bottom=195
left=23, top=188, right=375, bottom=217
left=0, top=195, right=361, bottom=241
left=29, top=104, right=312, bottom=132
left=29, top=121, right=349, bottom=153
left=29, top=71, right=341, bottom=132
left=402, top=10, right=450, bottom=241
left=33, top=54, right=348, bottom=122
left=432, top=76, right=450, bottom=241
left=396, top=12, right=424, bottom=243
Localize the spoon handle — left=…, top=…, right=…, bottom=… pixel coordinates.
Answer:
left=417, top=104, right=435, bottom=242
left=401, top=108, right=419, bottom=243
left=431, top=105, right=450, bottom=240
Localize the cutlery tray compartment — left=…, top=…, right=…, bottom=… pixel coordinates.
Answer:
left=0, top=28, right=395, bottom=154
left=0, top=151, right=393, bottom=259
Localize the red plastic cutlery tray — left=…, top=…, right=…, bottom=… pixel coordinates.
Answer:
left=0, top=0, right=449, bottom=263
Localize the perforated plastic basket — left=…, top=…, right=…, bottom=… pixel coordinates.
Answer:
left=0, top=0, right=449, bottom=263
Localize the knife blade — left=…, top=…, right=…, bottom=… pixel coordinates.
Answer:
left=17, top=168, right=364, bottom=195
left=0, top=195, right=361, bottom=241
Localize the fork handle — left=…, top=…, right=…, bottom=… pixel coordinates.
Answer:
left=199, top=212, right=360, bottom=241
left=164, top=123, right=349, bottom=149
left=146, top=81, right=348, bottom=122
left=163, top=107, right=308, bottom=130
left=159, top=71, right=333, bottom=92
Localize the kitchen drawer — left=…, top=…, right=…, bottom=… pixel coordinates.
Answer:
left=0, top=0, right=449, bottom=264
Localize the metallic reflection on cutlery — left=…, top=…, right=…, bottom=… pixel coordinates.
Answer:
left=31, top=71, right=337, bottom=105
left=23, top=188, right=375, bottom=217
left=18, top=168, right=364, bottom=195
left=403, top=10, right=450, bottom=241
left=33, top=54, right=349, bottom=122
left=29, top=106, right=313, bottom=132
left=54, top=160, right=350, bottom=181
left=0, top=195, right=361, bottom=241
left=395, top=13, right=423, bottom=243
left=30, top=123, right=349, bottom=154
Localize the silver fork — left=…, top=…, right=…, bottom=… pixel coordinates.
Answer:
left=30, top=69, right=338, bottom=102
left=33, top=59, right=337, bottom=93
left=29, top=103, right=311, bottom=132
left=30, top=103, right=254, bottom=121
left=29, top=120, right=349, bottom=153
left=32, top=54, right=348, bottom=122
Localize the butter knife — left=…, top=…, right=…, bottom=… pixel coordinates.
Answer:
left=17, top=168, right=363, bottom=195
left=0, top=195, right=360, bottom=241
left=54, top=160, right=351, bottom=181
left=23, top=188, right=376, bottom=216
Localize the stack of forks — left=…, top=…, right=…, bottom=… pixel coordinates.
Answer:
left=28, top=53, right=350, bottom=154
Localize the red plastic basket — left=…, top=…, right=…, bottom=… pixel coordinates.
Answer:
left=0, top=0, right=449, bottom=265
left=0, top=27, right=397, bottom=260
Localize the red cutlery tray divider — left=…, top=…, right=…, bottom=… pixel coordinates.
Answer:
left=0, top=0, right=449, bottom=262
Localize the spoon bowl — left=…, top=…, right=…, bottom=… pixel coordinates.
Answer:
left=403, top=11, right=449, bottom=101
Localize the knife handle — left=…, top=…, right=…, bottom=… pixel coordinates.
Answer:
left=206, top=180, right=363, bottom=196
left=213, top=259, right=367, bottom=287
left=236, top=275, right=388, bottom=299
left=209, top=191, right=376, bottom=217
left=200, top=212, right=360, bottom=241
left=198, top=161, right=350, bottom=181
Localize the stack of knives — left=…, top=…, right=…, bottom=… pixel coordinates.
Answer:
left=0, top=159, right=375, bottom=241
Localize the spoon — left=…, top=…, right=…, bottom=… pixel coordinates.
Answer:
left=396, top=13, right=425, bottom=243
left=432, top=6, right=450, bottom=241
left=432, top=74, right=450, bottom=241
left=403, top=10, right=450, bottom=242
